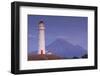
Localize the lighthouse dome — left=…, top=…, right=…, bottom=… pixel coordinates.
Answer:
left=38, top=21, right=45, bottom=26
left=39, top=21, right=44, bottom=24
left=38, top=21, right=45, bottom=30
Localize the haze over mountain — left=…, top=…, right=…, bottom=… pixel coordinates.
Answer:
left=46, top=38, right=87, bottom=58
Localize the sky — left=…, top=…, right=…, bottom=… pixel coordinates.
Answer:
left=28, top=15, right=88, bottom=53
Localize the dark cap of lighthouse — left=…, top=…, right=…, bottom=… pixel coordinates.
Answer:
left=39, top=21, right=44, bottom=24
left=38, top=21, right=45, bottom=24
left=38, top=21, right=45, bottom=30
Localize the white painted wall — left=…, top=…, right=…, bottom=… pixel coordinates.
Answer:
left=38, top=23, right=46, bottom=54
left=0, top=0, right=99, bottom=76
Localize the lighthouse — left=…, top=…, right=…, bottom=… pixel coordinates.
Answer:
left=38, top=21, right=46, bottom=55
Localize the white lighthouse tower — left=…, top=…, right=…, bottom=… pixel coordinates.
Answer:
left=38, top=21, right=46, bottom=55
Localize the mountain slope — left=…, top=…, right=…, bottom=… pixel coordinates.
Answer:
left=46, top=38, right=87, bottom=58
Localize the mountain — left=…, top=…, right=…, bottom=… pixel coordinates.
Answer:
left=46, top=38, right=87, bottom=58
